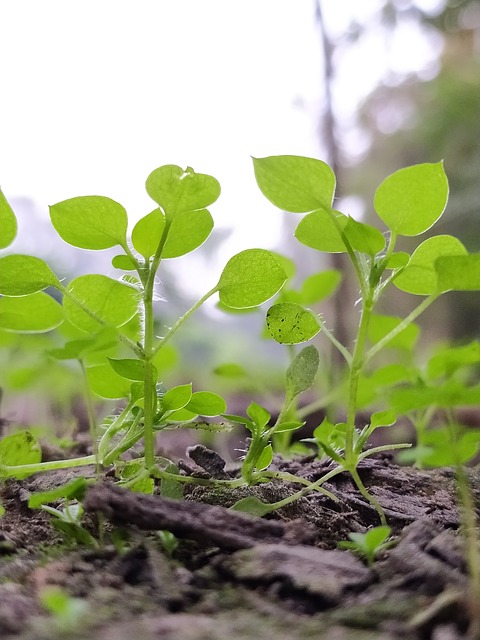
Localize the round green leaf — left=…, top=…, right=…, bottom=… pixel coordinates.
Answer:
left=0, top=292, right=63, bottom=333
left=286, top=345, right=320, bottom=399
left=435, top=254, right=480, bottom=292
left=145, top=165, right=221, bottom=219
left=368, top=314, right=419, bottom=350
left=131, top=209, right=165, bottom=260
left=162, top=384, right=193, bottom=412
left=163, top=208, right=213, bottom=258
left=63, top=274, right=139, bottom=332
left=295, top=209, right=348, bottom=253
left=374, top=162, right=449, bottom=236
left=256, top=444, right=273, bottom=471
left=217, top=249, right=287, bottom=309
left=344, top=217, right=385, bottom=255
left=266, top=302, right=320, bottom=345
left=185, top=391, right=227, bottom=416
left=0, top=254, right=61, bottom=295
left=0, top=189, right=17, bottom=249
left=394, top=235, right=467, bottom=295
left=112, top=255, right=136, bottom=271
left=49, top=196, right=128, bottom=250
left=86, top=363, right=131, bottom=399
left=108, top=358, right=153, bottom=382
left=252, top=155, right=336, bottom=212
left=300, top=270, right=342, bottom=304
left=0, top=431, right=41, bottom=476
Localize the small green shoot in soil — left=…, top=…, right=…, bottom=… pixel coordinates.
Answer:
left=338, top=526, right=394, bottom=566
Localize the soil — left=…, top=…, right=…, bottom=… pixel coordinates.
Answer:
left=1, top=448, right=480, bottom=640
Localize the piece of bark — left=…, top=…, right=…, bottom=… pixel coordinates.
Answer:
left=218, top=544, right=372, bottom=607
left=84, top=482, right=294, bottom=550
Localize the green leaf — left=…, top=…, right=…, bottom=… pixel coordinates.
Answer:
left=0, top=503, right=4, bottom=517
left=49, top=196, right=128, bottom=250
left=266, top=302, right=320, bottom=344
left=417, top=429, right=480, bottom=467
left=253, top=155, right=336, bottom=212
left=0, top=254, right=61, bottom=295
left=0, top=292, right=63, bottom=333
left=344, top=217, right=385, bottom=255
left=131, top=209, right=165, bottom=259
left=230, top=496, right=274, bottom=516
left=163, top=208, right=214, bottom=258
left=385, top=252, right=410, bottom=269
left=160, top=462, right=184, bottom=500
left=295, top=209, right=348, bottom=253
left=369, top=410, right=396, bottom=430
left=49, top=328, right=118, bottom=360
left=86, top=363, right=131, bottom=399
left=273, top=420, right=305, bottom=434
left=145, top=165, right=221, bottom=219
left=299, top=270, right=342, bottom=304
left=286, top=345, right=320, bottom=400
left=28, top=478, right=88, bottom=508
left=390, top=382, right=480, bottom=412
left=165, top=408, right=197, bottom=422
left=185, top=391, right=227, bottom=416
left=217, top=249, right=287, bottom=309
left=112, top=255, right=136, bottom=271
left=368, top=315, right=419, bottom=350
left=394, top=235, right=467, bottom=295
left=0, top=431, right=41, bottom=477
left=436, top=254, right=480, bottom=291
left=162, top=384, right=193, bottom=412
left=63, top=274, right=139, bottom=332
left=108, top=358, right=156, bottom=382
left=427, top=342, right=480, bottom=379
left=213, top=363, right=247, bottom=378
left=0, top=189, right=17, bottom=249
left=246, top=402, right=271, bottom=431
left=256, top=444, right=273, bottom=471
left=152, top=343, right=178, bottom=374
left=374, top=162, right=449, bottom=236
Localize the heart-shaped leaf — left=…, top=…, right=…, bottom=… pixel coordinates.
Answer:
left=0, top=255, right=61, bottom=295
left=146, top=165, right=220, bottom=219
left=50, top=196, right=128, bottom=250
left=0, top=189, right=17, bottom=249
left=374, top=162, right=449, bottom=236
left=253, top=155, right=335, bottom=212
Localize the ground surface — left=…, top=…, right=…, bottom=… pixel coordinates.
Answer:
left=1, top=451, right=479, bottom=639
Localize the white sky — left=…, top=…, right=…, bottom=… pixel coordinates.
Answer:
left=0, top=1, right=443, bottom=277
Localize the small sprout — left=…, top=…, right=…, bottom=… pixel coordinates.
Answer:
left=40, top=586, right=89, bottom=633
left=338, top=526, right=394, bottom=566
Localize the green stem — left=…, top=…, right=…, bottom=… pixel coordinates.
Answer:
left=98, top=402, right=134, bottom=460
left=348, top=464, right=387, bottom=526
left=318, top=317, right=352, bottom=365
left=0, top=455, right=97, bottom=478
left=365, top=294, right=438, bottom=363
left=345, top=289, right=374, bottom=461
left=140, top=219, right=172, bottom=469
left=456, top=463, right=480, bottom=603
left=152, top=287, right=218, bottom=357
left=79, top=359, right=100, bottom=478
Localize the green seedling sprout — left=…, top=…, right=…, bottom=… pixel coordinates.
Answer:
left=338, top=526, right=394, bottom=566
left=251, top=154, right=480, bottom=525
left=0, top=166, right=287, bottom=490
left=39, top=586, right=89, bottom=634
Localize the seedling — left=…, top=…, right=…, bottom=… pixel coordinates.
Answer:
left=0, top=167, right=287, bottom=490
left=338, top=526, right=394, bottom=566
left=249, top=154, right=480, bottom=524
left=39, top=586, right=89, bottom=633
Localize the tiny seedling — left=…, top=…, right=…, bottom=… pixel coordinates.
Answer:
left=249, top=154, right=480, bottom=524
left=39, top=586, right=89, bottom=633
left=338, top=526, right=394, bottom=566
left=0, top=167, right=287, bottom=494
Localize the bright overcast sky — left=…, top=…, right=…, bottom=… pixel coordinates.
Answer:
left=0, top=0, right=443, bottom=271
